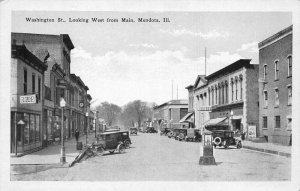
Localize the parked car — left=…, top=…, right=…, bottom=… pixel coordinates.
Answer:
left=160, top=127, right=170, bottom=136
left=176, top=128, right=188, bottom=141
left=146, top=127, right=157, bottom=133
left=212, top=130, right=242, bottom=149
left=95, top=131, right=132, bottom=155
left=130, top=127, right=138, bottom=135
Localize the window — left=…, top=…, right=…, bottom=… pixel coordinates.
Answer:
left=274, top=60, right=279, bottom=80
left=225, top=84, right=228, bottom=103
left=235, top=81, right=238, bottom=100
left=231, top=83, right=234, bottom=101
left=32, top=74, right=35, bottom=94
left=24, top=113, right=29, bottom=145
left=215, top=87, right=218, bottom=105
left=240, top=77, right=243, bottom=100
left=275, top=116, right=280, bottom=128
left=38, top=77, right=41, bottom=100
left=208, top=90, right=211, bottom=106
left=263, top=90, right=268, bottom=108
left=287, top=117, right=292, bottom=130
left=287, top=86, right=292, bottom=105
left=263, top=116, right=267, bottom=129
left=274, top=89, right=279, bottom=107
left=287, top=56, right=292, bottom=77
left=24, top=69, right=27, bottom=94
left=263, top=65, right=267, bottom=80
left=29, top=114, right=35, bottom=143
left=212, top=89, right=214, bottom=105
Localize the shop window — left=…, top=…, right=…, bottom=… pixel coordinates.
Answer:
left=24, top=113, right=30, bottom=145
left=29, top=114, right=35, bottom=143
left=35, top=115, right=40, bottom=142
left=275, top=116, right=280, bottom=128
left=287, top=85, right=292, bottom=106
left=263, top=116, right=267, bottom=129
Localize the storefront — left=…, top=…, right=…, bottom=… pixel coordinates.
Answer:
left=11, top=111, right=42, bottom=154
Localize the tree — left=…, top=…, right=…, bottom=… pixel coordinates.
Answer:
left=121, top=100, right=153, bottom=127
left=96, top=102, right=121, bottom=126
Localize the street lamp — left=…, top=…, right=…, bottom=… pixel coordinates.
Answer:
left=85, top=111, right=89, bottom=145
left=60, top=97, right=66, bottom=163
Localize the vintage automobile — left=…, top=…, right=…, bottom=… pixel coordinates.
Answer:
left=130, top=127, right=138, bottom=135
left=146, top=126, right=157, bottom=133
left=94, top=131, right=132, bottom=155
left=160, top=127, right=170, bottom=136
left=212, top=130, right=242, bottom=149
left=176, top=128, right=188, bottom=141
left=172, top=128, right=181, bottom=140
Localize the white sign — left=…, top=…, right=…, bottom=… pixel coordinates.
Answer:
left=20, top=94, right=37, bottom=104
left=248, top=125, right=257, bottom=139
left=198, top=106, right=211, bottom=111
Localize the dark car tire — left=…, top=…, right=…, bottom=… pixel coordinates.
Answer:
left=124, top=140, right=131, bottom=149
left=224, top=141, right=228, bottom=149
left=109, top=150, right=115, bottom=154
left=237, top=142, right=242, bottom=149
left=118, top=144, right=125, bottom=153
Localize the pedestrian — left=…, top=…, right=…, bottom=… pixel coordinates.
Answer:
left=75, top=129, right=79, bottom=142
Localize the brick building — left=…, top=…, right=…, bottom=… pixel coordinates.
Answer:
left=10, top=44, right=47, bottom=155
left=153, top=100, right=188, bottom=129
left=204, top=59, right=259, bottom=139
left=258, top=25, right=292, bottom=145
left=11, top=33, right=92, bottom=148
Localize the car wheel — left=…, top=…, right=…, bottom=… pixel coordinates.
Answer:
left=118, top=144, right=125, bottom=153
left=109, top=150, right=115, bottom=154
left=124, top=140, right=130, bottom=149
left=96, top=147, right=105, bottom=156
left=237, top=142, right=242, bottom=149
left=224, top=141, right=228, bottom=149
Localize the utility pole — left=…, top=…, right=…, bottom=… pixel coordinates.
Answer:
left=172, top=80, right=173, bottom=100
left=205, top=47, right=207, bottom=76
left=177, top=85, right=178, bottom=100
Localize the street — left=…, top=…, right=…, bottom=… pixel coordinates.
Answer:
left=11, top=133, right=290, bottom=181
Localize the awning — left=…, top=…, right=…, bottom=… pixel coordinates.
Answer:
left=204, top=117, right=228, bottom=126
left=179, top=112, right=194, bottom=123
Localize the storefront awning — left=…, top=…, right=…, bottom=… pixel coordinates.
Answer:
left=204, top=117, right=228, bottom=126
left=179, top=112, right=194, bottom=123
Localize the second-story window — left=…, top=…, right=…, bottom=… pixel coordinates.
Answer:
left=287, top=56, right=292, bottom=77
left=235, top=80, right=238, bottom=100
left=24, top=68, right=27, bottom=94
left=38, top=77, right=41, bottom=100
left=264, top=90, right=268, bottom=108
left=263, top=65, right=267, bottom=80
left=274, top=60, right=279, bottom=80
left=231, top=83, right=234, bottom=102
left=32, top=73, right=35, bottom=94
left=274, top=88, right=279, bottom=107
left=287, top=85, right=292, bottom=106
left=211, top=89, right=214, bottom=105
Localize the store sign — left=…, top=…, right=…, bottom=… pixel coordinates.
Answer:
left=20, top=94, right=37, bottom=104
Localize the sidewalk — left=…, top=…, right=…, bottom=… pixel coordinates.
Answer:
left=242, top=140, right=291, bottom=158
left=11, top=133, right=97, bottom=174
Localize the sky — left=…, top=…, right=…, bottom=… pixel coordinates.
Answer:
left=12, top=11, right=292, bottom=107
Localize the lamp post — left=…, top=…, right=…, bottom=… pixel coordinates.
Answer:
left=228, top=110, right=233, bottom=131
left=95, top=111, right=98, bottom=138
left=85, top=111, right=88, bottom=145
left=60, top=97, right=66, bottom=163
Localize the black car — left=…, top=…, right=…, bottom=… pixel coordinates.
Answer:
left=212, top=130, right=242, bottom=149
left=146, top=127, right=157, bottom=133
left=130, top=127, right=138, bottom=135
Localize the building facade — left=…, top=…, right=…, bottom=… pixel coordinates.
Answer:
left=192, top=75, right=210, bottom=130
left=11, top=44, right=47, bottom=155
left=258, top=25, right=292, bottom=145
left=153, top=100, right=188, bottom=129
left=205, top=59, right=259, bottom=139
left=11, top=33, right=93, bottom=150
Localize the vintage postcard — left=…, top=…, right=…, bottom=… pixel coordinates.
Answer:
left=0, top=0, right=299, bottom=191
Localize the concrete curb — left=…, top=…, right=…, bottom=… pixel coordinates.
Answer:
left=242, top=145, right=291, bottom=158
left=10, top=163, right=69, bottom=175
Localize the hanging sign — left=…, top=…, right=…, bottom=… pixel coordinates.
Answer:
left=20, top=94, right=37, bottom=104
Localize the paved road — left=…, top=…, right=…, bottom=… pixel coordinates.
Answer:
left=11, top=133, right=291, bottom=181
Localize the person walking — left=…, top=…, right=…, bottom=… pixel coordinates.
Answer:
left=75, top=129, right=79, bottom=142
